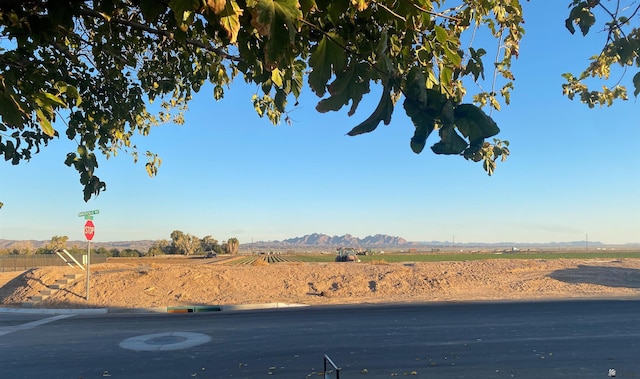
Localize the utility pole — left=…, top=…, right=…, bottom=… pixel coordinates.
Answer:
left=586, top=233, right=589, bottom=251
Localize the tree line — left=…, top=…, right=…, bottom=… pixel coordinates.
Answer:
left=0, top=232, right=240, bottom=257
left=149, top=231, right=239, bottom=256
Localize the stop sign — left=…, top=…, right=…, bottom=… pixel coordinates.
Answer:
left=84, top=220, right=95, bottom=241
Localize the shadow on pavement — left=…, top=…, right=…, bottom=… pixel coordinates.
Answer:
left=549, top=265, right=640, bottom=288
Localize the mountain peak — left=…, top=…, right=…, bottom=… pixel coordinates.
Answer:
left=279, top=233, right=409, bottom=246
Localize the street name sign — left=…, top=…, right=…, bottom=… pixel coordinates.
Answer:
left=78, top=209, right=99, bottom=218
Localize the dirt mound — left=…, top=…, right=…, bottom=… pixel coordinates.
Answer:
left=2, top=258, right=640, bottom=309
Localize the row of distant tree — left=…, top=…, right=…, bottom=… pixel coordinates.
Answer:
left=0, top=232, right=240, bottom=257
left=149, top=231, right=239, bottom=256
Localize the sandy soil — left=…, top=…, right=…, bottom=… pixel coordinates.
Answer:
left=2, top=257, right=640, bottom=309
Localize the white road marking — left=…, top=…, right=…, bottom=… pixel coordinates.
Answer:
left=119, top=332, right=211, bottom=351
left=0, top=314, right=75, bottom=336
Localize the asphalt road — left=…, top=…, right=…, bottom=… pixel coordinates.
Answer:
left=1, top=300, right=639, bottom=378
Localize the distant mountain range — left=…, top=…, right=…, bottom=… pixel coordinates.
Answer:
left=1, top=234, right=638, bottom=252
left=283, top=233, right=409, bottom=246
left=244, top=233, right=640, bottom=250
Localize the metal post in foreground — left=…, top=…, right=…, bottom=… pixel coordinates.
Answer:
left=80, top=212, right=97, bottom=302
left=323, top=354, right=341, bottom=379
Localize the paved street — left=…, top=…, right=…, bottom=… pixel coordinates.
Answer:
left=1, top=300, right=639, bottom=378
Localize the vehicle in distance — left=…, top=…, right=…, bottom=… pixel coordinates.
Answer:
left=335, top=248, right=361, bottom=262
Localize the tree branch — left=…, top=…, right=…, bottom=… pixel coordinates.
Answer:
left=76, top=7, right=242, bottom=62
left=371, top=1, right=406, bottom=22
left=412, top=3, right=461, bottom=22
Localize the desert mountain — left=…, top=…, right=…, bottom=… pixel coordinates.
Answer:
left=273, top=233, right=410, bottom=247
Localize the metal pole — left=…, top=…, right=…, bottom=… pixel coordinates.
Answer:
left=86, top=240, right=91, bottom=302
left=586, top=233, right=589, bottom=251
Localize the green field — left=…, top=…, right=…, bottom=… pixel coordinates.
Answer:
left=229, top=251, right=640, bottom=264
left=356, top=251, right=640, bottom=263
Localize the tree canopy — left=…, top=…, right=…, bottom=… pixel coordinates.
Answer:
left=0, top=0, right=637, bottom=202
left=168, top=230, right=236, bottom=255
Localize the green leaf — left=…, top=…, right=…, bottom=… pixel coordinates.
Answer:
left=271, top=68, right=283, bottom=88
left=251, top=0, right=302, bottom=66
left=48, top=0, right=74, bottom=29
left=290, top=60, right=306, bottom=98
left=213, top=85, right=224, bottom=100
left=434, top=25, right=447, bottom=44
left=168, top=0, right=200, bottom=31
left=219, top=0, right=242, bottom=43
left=3, top=140, right=15, bottom=161
left=65, top=85, right=82, bottom=107
left=440, top=66, right=452, bottom=90
left=308, top=33, right=346, bottom=96
left=403, top=98, right=436, bottom=154
left=578, top=10, right=595, bottom=36
left=463, top=139, right=485, bottom=160
left=483, top=158, right=496, bottom=176
left=64, top=152, right=76, bottom=167
left=565, top=3, right=595, bottom=36
left=564, top=16, right=576, bottom=34
left=346, top=86, right=393, bottom=136
left=416, top=45, right=432, bottom=66
left=299, top=0, right=316, bottom=14
left=431, top=127, right=467, bottom=155
left=409, top=116, right=435, bottom=154
left=376, top=29, right=389, bottom=57
left=82, top=175, right=106, bottom=202
left=315, top=94, right=346, bottom=113
left=424, top=89, right=447, bottom=115
left=315, top=62, right=370, bottom=115
left=325, top=1, right=348, bottom=26
left=633, top=72, right=640, bottom=98
left=35, top=109, right=55, bottom=137
left=443, top=44, right=462, bottom=67
left=453, top=103, right=500, bottom=142
left=404, top=66, right=428, bottom=105
left=274, top=88, right=287, bottom=112
left=465, top=48, right=486, bottom=81
left=42, top=92, right=67, bottom=108
left=441, top=100, right=454, bottom=127
left=139, top=0, right=167, bottom=22
left=0, top=93, right=26, bottom=126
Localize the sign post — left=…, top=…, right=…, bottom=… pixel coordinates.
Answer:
left=79, top=210, right=98, bottom=302
left=84, top=219, right=94, bottom=301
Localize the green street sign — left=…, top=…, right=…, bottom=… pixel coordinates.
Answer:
left=78, top=209, right=100, bottom=217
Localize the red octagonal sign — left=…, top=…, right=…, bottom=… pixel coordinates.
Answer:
left=84, top=220, right=95, bottom=241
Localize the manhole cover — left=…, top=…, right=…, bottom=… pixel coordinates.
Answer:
left=119, top=332, right=211, bottom=351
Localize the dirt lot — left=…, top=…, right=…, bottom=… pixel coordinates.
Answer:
left=2, top=257, right=640, bottom=309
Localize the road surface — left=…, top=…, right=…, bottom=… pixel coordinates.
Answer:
left=1, top=300, right=638, bottom=378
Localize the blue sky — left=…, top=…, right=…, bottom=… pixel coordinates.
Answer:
left=1, top=2, right=639, bottom=245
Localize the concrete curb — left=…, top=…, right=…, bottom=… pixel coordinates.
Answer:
left=0, top=303, right=309, bottom=315
left=0, top=307, right=108, bottom=315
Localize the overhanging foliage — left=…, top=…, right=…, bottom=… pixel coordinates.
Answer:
left=0, top=0, right=637, bottom=201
